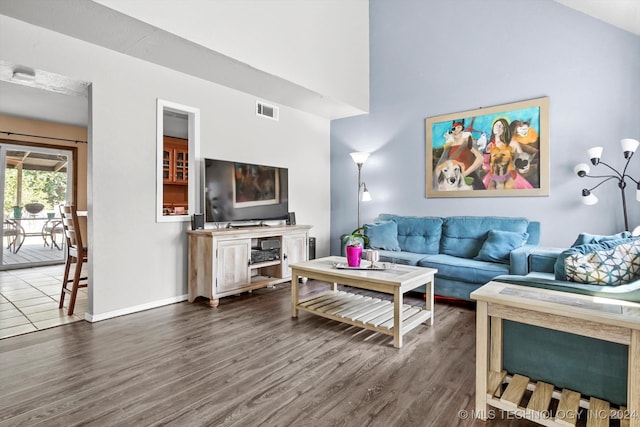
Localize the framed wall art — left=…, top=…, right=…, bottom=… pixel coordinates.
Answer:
left=232, top=162, right=280, bottom=208
left=425, top=96, right=549, bottom=198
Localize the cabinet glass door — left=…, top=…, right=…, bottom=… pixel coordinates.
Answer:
left=174, top=149, right=188, bottom=183
left=162, top=149, right=172, bottom=182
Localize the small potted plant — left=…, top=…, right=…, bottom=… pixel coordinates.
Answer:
left=344, top=227, right=369, bottom=267
left=12, top=206, right=23, bottom=219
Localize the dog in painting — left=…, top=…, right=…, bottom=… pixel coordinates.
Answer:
left=436, top=160, right=473, bottom=191
left=487, top=146, right=516, bottom=189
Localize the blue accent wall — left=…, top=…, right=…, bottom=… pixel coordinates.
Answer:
left=330, top=0, right=640, bottom=254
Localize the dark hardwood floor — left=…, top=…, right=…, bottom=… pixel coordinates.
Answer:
left=0, top=281, right=542, bottom=426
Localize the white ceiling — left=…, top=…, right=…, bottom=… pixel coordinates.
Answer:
left=553, top=0, right=640, bottom=36
left=0, top=0, right=638, bottom=129
left=0, top=60, right=90, bottom=128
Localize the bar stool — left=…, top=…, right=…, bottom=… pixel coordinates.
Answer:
left=58, top=204, right=88, bottom=315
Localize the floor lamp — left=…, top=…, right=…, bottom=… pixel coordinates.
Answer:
left=574, top=138, right=640, bottom=231
left=350, top=152, right=371, bottom=230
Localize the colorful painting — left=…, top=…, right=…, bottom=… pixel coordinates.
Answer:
left=232, top=162, right=280, bottom=208
left=425, top=97, right=549, bottom=198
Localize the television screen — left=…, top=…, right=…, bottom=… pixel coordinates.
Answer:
left=204, top=158, right=289, bottom=223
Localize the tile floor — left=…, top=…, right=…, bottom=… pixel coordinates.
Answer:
left=0, top=264, right=86, bottom=339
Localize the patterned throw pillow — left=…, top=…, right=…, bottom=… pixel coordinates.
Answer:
left=564, top=241, right=640, bottom=286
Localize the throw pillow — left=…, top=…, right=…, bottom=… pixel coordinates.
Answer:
left=364, top=220, right=401, bottom=251
left=563, top=241, right=640, bottom=286
left=555, top=237, right=640, bottom=282
left=571, top=231, right=631, bottom=247
left=474, top=230, right=529, bottom=263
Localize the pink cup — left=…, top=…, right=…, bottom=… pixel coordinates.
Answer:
left=346, top=245, right=362, bottom=267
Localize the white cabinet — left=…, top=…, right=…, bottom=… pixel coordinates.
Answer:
left=281, top=233, right=308, bottom=279
left=188, top=225, right=312, bottom=307
left=216, top=239, right=251, bottom=293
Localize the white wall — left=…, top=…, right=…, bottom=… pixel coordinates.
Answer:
left=0, top=14, right=331, bottom=319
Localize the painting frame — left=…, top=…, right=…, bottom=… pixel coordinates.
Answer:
left=425, top=96, right=549, bottom=198
left=232, top=162, right=280, bottom=208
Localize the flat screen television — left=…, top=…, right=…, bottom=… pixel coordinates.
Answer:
left=203, top=158, right=289, bottom=224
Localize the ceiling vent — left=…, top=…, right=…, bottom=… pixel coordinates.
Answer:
left=256, top=101, right=279, bottom=121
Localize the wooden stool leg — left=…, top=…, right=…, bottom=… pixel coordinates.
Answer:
left=67, top=258, right=83, bottom=315
left=59, top=256, right=73, bottom=309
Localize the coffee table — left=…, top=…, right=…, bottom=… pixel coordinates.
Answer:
left=290, top=256, right=437, bottom=348
left=472, top=281, right=640, bottom=426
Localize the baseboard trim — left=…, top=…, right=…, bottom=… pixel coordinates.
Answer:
left=84, top=294, right=188, bottom=322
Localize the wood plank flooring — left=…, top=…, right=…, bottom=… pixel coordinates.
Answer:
left=0, top=281, right=544, bottom=426
left=2, top=238, right=65, bottom=268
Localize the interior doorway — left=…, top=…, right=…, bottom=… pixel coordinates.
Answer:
left=0, top=143, right=71, bottom=269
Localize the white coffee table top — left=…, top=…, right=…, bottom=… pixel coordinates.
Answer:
left=291, top=256, right=436, bottom=289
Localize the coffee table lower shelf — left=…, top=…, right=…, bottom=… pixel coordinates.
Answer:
left=485, top=370, right=631, bottom=427
left=296, top=290, right=432, bottom=339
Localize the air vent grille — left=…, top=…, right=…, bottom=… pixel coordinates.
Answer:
left=256, top=101, right=279, bottom=121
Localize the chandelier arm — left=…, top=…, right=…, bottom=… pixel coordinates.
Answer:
left=583, top=173, right=619, bottom=180
left=621, top=155, right=633, bottom=177
left=623, top=174, right=639, bottom=185
left=596, top=161, right=623, bottom=179
left=587, top=176, right=620, bottom=192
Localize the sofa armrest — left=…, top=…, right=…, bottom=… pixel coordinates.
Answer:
left=509, top=244, right=538, bottom=275
left=529, top=247, right=564, bottom=273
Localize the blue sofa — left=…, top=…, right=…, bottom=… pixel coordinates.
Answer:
left=494, top=236, right=640, bottom=406
left=348, top=214, right=541, bottom=300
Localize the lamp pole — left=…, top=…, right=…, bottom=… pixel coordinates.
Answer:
left=350, top=152, right=370, bottom=231
left=620, top=180, right=629, bottom=232
left=356, top=161, right=363, bottom=230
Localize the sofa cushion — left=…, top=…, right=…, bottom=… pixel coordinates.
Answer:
left=571, top=231, right=631, bottom=246
left=474, top=230, right=529, bottom=263
left=441, top=216, right=529, bottom=259
left=364, top=220, right=400, bottom=251
left=555, top=237, right=640, bottom=285
left=417, top=254, right=510, bottom=284
left=376, top=214, right=442, bottom=254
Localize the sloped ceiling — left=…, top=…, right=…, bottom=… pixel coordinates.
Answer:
left=553, top=0, right=640, bottom=36
left=0, top=0, right=367, bottom=127
left=0, top=0, right=638, bottom=128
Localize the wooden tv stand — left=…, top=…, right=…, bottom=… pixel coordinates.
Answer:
left=187, top=224, right=312, bottom=307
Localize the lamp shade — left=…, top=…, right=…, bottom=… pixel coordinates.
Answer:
left=581, top=189, right=598, bottom=205
left=361, top=183, right=372, bottom=201
left=587, top=147, right=603, bottom=164
left=350, top=152, right=370, bottom=165
left=621, top=138, right=640, bottom=158
left=573, top=163, right=590, bottom=177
